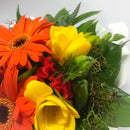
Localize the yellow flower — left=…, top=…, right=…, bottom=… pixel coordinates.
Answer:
left=24, top=80, right=80, bottom=130
left=47, top=26, right=91, bottom=65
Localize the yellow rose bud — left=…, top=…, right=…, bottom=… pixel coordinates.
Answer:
left=47, top=25, right=91, bottom=66
left=24, top=80, right=80, bottom=130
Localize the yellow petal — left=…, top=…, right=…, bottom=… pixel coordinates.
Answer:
left=65, top=38, right=91, bottom=61
left=63, top=100, right=80, bottom=119
left=35, top=95, right=77, bottom=130
left=24, top=80, right=53, bottom=104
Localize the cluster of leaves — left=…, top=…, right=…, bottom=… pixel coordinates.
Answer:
left=44, top=3, right=100, bottom=34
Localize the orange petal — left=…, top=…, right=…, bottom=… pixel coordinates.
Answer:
left=0, top=45, right=8, bottom=51
left=20, top=49, right=27, bottom=66
left=0, top=51, right=12, bottom=67
left=25, top=43, right=52, bottom=54
left=13, top=49, right=21, bottom=66
left=0, top=25, right=14, bottom=41
left=24, top=17, right=31, bottom=33
left=0, top=37, right=8, bottom=45
left=27, top=17, right=41, bottom=36
left=30, top=33, right=50, bottom=42
left=12, top=16, right=26, bottom=35
left=25, top=60, right=32, bottom=69
left=29, top=18, right=48, bottom=36
left=17, top=15, right=26, bottom=34
left=12, top=23, right=19, bottom=35
left=2, top=68, right=18, bottom=101
left=7, top=53, right=15, bottom=69
left=27, top=50, right=39, bottom=62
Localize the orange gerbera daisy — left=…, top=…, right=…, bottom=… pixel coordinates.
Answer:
left=0, top=67, right=36, bottom=130
left=0, top=15, right=54, bottom=69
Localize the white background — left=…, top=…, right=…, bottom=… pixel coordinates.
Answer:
left=0, top=0, right=130, bottom=130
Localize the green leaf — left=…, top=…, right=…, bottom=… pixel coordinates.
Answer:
left=110, top=33, right=125, bottom=42
left=67, top=2, right=81, bottom=25
left=86, top=21, right=98, bottom=35
left=72, top=11, right=100, bottom=25
left=44, top=14, right=55, bottom=22
left=97, top=42, right=122, bottom=86
left=18, top=64, right=40, bottom=82
left=55, top=8, right=69, bottom=21
left=16, top=5, right=22, bottom=22
left=102, top=96, right=130, bottom=127
left=77, top=19, right=95, bottom=33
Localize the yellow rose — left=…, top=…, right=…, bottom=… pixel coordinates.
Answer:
left=47, top=26, right=91, bottom=66
left=24, top=80, right=80, bottom=130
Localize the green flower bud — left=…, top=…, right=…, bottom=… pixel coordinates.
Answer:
left=86, top=35, right=100, bottom=47
left=72, top=79, right=88, bottom=111
left=75, top=55, right=95, bottom=78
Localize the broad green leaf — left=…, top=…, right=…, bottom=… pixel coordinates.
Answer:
left=77, top=19, right=95, bottom=33
left=102, top=96, right=130, bottom=127
left=16, top=5, right=22, bottom=22
left=97, top=42, right=122, bottom=86
left=72, top=11, right=100, bottom=25
left=44, top=14, right=55, bottom=22
left=110, top=33, right=125, bottom=42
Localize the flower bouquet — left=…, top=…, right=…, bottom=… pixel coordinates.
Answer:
left=0, top=3, right=130, bottom=130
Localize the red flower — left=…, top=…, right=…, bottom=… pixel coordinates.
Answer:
left=35, top=57, right=73, bottom=102
left=35, top=57, right=56, bottom=82
left=49, top=73, right=73, bottom=103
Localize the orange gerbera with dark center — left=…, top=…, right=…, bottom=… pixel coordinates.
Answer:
left=0, top=15, right=54, bottom=69
left=0, top=67, right=36, bottom=130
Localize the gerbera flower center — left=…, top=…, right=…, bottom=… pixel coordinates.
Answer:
left=0, top=98, right=15, bottom=129
left=0, top=105, right=9, bottom=123
left=9, top=34, right=30, bottom=49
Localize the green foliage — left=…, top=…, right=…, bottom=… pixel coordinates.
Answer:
left=16, top=5, right=22, bottom=22
left=110, top=33, right=125, bottom=41
left=72, top=11, right=101, bottom=25
left=77, top=19, right=96, bottom=33
left=102, top=96, right=130, bottom=127
left=62, top=56, right=95, bottom=82
left=44, top=3, right=100, bottom=29
left=97, top=42, right=122, bottom=86
left=18, top=64, right=40, bottom=82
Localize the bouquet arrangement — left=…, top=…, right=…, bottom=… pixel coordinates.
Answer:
left=0, top=3, right=130, bottom=130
